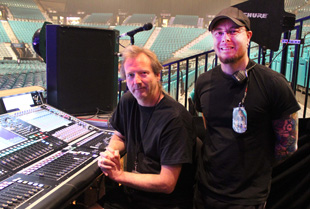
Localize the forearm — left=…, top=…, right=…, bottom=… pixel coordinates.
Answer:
left=273, top=112, right=298, bottom=163
left=107, top=131, right=125, bottom=152
left=103, top=132, right=181, bottom=194
left=112, top=165, right=181, bottom=194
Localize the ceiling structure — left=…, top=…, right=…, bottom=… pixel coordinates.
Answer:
left=36, top=0, right=310, bottom=19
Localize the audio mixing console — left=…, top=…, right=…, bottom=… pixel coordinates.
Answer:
left=0, top=89, right=113, bottom=209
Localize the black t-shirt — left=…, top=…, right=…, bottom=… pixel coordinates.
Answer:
left=194, top=60, right=300, bottom=205
left=110, top=91, right=196, bottom=206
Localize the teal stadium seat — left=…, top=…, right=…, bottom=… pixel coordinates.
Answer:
left=0, top=0, right=38, bottom=8
left=8, top=21, right=44, bottom=43
left=0, top=25, right=11, bottom=43
left=150, top=27, right=206, bottom=63
left=0, top=60, right=46, bottom=90
left=189, top=34, right=213, bottom=53
left=83, top=13, right=113, bottom=24
left=126, top=14, right=156, bottom=25
left=9, top=6, right=45, bottom=20
left=0, top=43, right=12, bottom=58
left=173, top=15, right=199, bottom=27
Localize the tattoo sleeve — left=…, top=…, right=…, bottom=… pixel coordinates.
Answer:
left=272, top=112, right=298, bottom=163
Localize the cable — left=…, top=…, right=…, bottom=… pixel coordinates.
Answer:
left=267, top=41, right=289, bottom=68
left=96, top=107, right=113, bottom=116
left=78, top=108, right=100, bottom=120
left=119, top=42, right=126, bottom=48
left=267, top=30, right=293, bottom=68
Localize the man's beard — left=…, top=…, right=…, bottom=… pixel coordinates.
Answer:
left=218, top=50, right=247, bottom=64
left=219, top=55, right=242, bottom=64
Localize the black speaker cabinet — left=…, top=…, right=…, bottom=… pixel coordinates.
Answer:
left=46, top=25, right=119, bottom=115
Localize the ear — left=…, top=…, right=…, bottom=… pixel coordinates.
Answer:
left=247, top=30, right=253, bottom=43
left=156, top=73, right=161, bottom=82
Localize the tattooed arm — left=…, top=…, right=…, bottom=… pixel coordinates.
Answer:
left=272, top=112, right=298, bottom=164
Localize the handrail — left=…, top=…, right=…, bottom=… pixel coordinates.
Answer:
left=118, top=15, right=310, bottom=118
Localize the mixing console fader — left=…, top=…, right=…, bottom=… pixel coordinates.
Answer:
left=0, top=167, right=11, bottom=182
left=0, top=135, right=66, bottom=175
left=75, top=129, right=113, bottom=152
left=0, top=89, right=113, bottom=208
left=0, top=178, right=48, bottom=209
left=18, top=149, right=96, bottom=181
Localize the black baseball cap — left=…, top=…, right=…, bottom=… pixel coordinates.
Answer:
left=208, top=7, right=251, bottom=31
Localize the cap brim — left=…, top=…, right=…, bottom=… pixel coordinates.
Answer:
left=208, top=15, right=246, bottom=31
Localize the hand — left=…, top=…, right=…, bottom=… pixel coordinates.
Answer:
left=97, top=148, right=123, bottom=179
left=105, top=149, right=123, bottom=181
left=97, top=147, right=116, bottom=176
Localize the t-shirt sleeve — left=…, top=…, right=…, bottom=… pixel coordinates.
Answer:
left=159, top=115, right=194, bottom=165
left=109, top=93, right=128, bottom=137
left=270, top=74, right=300, bottom=120
left=194, top=77, right=202, bottom=112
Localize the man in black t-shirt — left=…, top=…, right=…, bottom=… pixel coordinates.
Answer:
left=95, top=45, right=196, bottom=209
left=194, top=7, right=300, bottom=209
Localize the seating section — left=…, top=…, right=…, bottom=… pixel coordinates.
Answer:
left=125, top=14, right=156, bottom=25
left=0, top=43, right=13, bottom=59
left=0, top=24, right=11, bottom=43
left=0, top=2, right=308, bottom=93
left=0, top=71, right=46, bottom=90
left=286, top=0, right=310, bottom=18
left=0, top=60, right=46, bottom=75
left=0, top=0, right=38, bottom=9
left=172, top=15, right=199, bottom=27
left=0, top=60, right=46, bottom=90
left=114, top=25, right=154, bottom=47
left=83, top=13, right=113, bottom=24
left=189, top=33, right=213, bottom=52
left=150, top=27, right=206, bottom=62
left=0, top=0, right=45, bottom=20
left=9, top=6, right=45, bottom=20
left=8, top=21, right=44, bottom=43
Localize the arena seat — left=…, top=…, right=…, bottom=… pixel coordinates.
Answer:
left=150, top=27, right=206, bottom=63
left=0, top=0, right=38, bottom=9
left=0, top=60, right=46, bottom=90
left=172, top=15, right=199, bottom=27
left=189, top=34, right=213, bottom=52
left=0, top=43, right=12, bottom=59
left=125, top=14, right=156, bottom=25
left=8, top=21, right=44, bottom=43
left=83, top=13, right=113, bottom=24
left=0, top=25, right=11, bottom=43
left=9, top=6, right=45, bottom=20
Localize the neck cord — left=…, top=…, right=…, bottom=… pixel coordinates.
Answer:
left=134, top=92, right=162, bottom=172
left=239, top=63, right=256, bottom=107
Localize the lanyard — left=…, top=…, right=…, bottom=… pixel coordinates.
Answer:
left=134, top=92, right=162, bottom=172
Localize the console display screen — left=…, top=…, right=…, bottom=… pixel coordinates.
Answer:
left=2, top=93, right=34, bottom=112
left=0, top=127, right=26, bottom=151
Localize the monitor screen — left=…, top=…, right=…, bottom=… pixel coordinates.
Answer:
left=2, top=93, right=35, bottom=113
left=17, top=108, right=71, bottom=132
left=0, top=127, right=26, bottom=151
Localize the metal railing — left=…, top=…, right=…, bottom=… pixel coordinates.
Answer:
left=119, top=15, right=310, bottom=118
